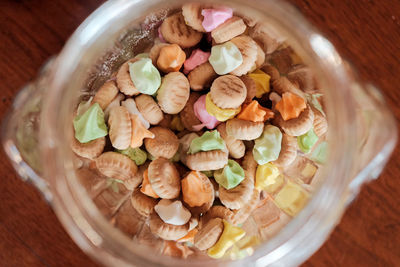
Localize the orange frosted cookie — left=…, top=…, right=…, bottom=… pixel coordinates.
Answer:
left=275, top=92, right=307, bottom=121
left=237, top=100, right=274, bottom=122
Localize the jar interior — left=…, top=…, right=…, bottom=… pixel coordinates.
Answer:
left=42, top=0, right=356, bottom=266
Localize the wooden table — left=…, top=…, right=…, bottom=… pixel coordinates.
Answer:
left=0, top=0, right=399, bottom=266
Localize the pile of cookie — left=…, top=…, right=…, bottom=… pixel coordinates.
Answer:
left=71, top=3, right=328, bottom=260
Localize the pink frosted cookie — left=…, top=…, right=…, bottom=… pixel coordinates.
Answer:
left=201, top=7, right=233, bottom=32
left=193, top=94, right=220, bottom=131
left=183, top=49, right=211, bottom=74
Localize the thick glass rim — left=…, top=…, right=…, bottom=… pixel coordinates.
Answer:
left=40, top=0, right=357, bottom=266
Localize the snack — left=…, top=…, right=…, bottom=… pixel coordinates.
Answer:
left=201, top=7, right=233, bottom=32
left=160, top=12, right=202, bottom=48
left=209, top=42, right=243, bottom=75
left=116, top=59, right=140, bottom=96
left=188, top=62, right=218, bottom=91
left=157, top=44, right=186, bottom=73
left=230, top=36, right=258, bottom=76
left=157, top=72, right=190, bottom=114
left=194, top=218, right=224, bottom=250
left=193, top=94, right=220, bottom=130
left=131, top=188, right=158, bottom=217
left=93, top=81, right=119, bottom=110
left=71, top=4, right=329, bottom=260
left=210, top=75, right=247, bottom=109
left=225, top=118, right=264, bottom=140
left=108, top=106, right=132, bottom=150
left=211, top=16, right=247, bottom=43
left=154, top=199, right=191, bottom=225
left=148, top=157, right=181, bottom=199
left=183, top=49, right=211, bottom=74
left=135, top=94, right=164, bottom=125
left=144, top=127, right=179, bottom=159
left=181, top=171, right=214, bottom=213
left=73, top=103, right=108, bottom=143
left=182, top=3, right=207, bottom=32
left=149, top=212, right=190, bottom=240
left=217, top=123, right=245, bottom=159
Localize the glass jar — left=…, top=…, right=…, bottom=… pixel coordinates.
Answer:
left=1, top=0, right=397, bottom=266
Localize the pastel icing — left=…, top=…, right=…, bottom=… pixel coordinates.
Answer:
left=193, top=94, right=220, bottom=130
left=214, top=159, right=245, bottom=189
left=209, top=42, right=243, bottom=75
left=205, top=93, right=241, bottom=122
left=129, top=114, right=155, bottom=148
left=248, top=69, right=271, bottom=98
left=116, top=147, right=147, bottom=166
left=129, top=58, right=161, bottom=95
left=297, top=128, right=318, bottom=153
left=184, top=49, right=211, bottom=74
left=236, top=100, right=274, bottom=122
left=177, top=228, right=198, bottom=243
left=73, top=103, right=108, bottom=143
left=157, top=44, right=186, bottom=73
left=207, top=220, right=246, bottom=259
left=188, top=130, right=225, bottom=154
left=201, top=7, right=233, bottom=32
left=255, top=163, right=280, bottom=190
left=121, top=98, right=150, bottom=129
left=140, top=169, right=159, bottom=198
left=181, top=171, right=213, bottom=207
left=253, top=125, right=282, bottom=165
left=274, top=181, right=309, bottom=216
left=310, top=141, right=328, bottom=164
left=154, top=199, right=191, bottom=226
left=275, top=92, right=307, bottom=121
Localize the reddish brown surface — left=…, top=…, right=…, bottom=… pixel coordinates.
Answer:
left=0, top=0, right=399, bottom=266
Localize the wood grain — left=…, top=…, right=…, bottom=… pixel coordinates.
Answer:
left=0, top=0, right=399, bottom=266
